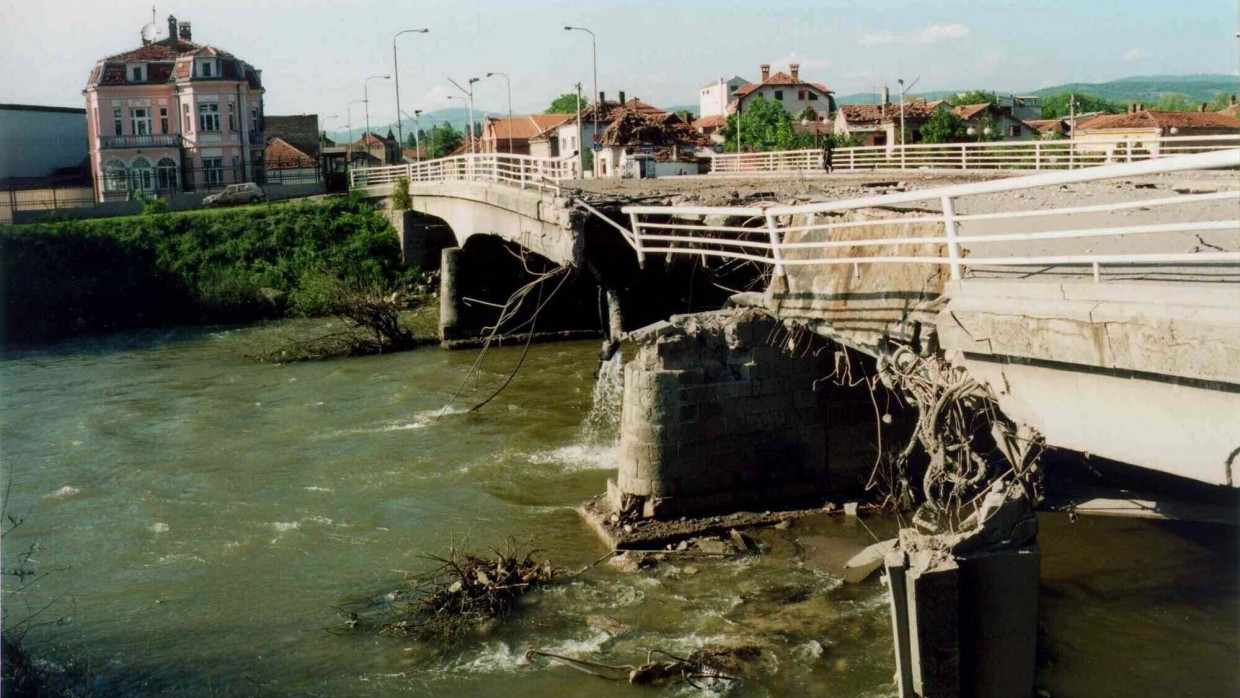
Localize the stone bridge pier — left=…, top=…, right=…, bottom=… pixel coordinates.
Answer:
left=609, top=308, right=882, bottom=518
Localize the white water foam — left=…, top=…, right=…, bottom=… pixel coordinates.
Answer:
left=526, top=443, right=619, bottom=472
left=47, top=485, right=80, bottom=499
left=319, top=405, right=470, bottom=439
left=580, top=353, right=625, bottom=445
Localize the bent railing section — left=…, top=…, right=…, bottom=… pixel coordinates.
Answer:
left=710, top=135, right=1240, bottom=175
left=625, top=149, right=1240, bottom=280
left=349, top=153, right=578, bottom=193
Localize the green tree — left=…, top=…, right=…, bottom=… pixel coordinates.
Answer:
left=718, top=97, right=813, bottom=152
left=948, top=90, right=999, bottom=106
left=1151, top=93, right=1194, bottom=111
left=545, top=93, right=581, bottom=114
left=1039, top=93, right=1123, bottom=119
left=919, top=109, right=970, bottom=143
left=424, top=123, right=463, bottom=158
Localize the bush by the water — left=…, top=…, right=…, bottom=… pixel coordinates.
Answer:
left=0, top=195, right=413, bottom=346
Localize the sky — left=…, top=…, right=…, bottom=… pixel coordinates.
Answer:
left=2, top=0, right=1237, bottom=129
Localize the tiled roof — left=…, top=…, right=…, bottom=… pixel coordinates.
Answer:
left=353, top=132, right=392, bottom=147
left=90, top=35, right=260, bottom=90
left=579, top=97, right=667, bottom=123
left=692, top=115, right=728, bottom=130
left=104, top=37, right=203, bottom=61
left=1075, top=110, right=1240, bottom=131
left=1215, top=104, right=1238, bottom=118
left=265, top=137, right=316, bottom=169
left=952, top=103, right=992, bottom=120
left=600, top=109, right=707, bottom=148
left=485, top=113, right=574, bottom=141
left=838, top=103, right=940, bottom=126
left=734, top=71, right=833, bottom=97
left=1025, top=119, right=1066, bottom=134
left=265, top=115, right=321, bottom=159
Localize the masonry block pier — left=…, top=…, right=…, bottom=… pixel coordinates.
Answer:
left=607, top=308, right=875, bottom=519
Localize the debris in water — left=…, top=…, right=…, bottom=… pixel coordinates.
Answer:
left=340, top=538, right=561, bottom=643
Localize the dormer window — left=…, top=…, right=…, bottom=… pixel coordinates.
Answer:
left=198, top=60, right=214, bottom=78
left=131, top=65, right=144, bottom=82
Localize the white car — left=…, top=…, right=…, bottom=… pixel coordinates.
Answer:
left=203, top=182, right=267, bottom=207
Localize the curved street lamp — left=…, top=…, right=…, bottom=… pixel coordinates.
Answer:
left=486, top=72, right=513, bottom=154
left=564, top=26, right=598, bottom=175
left=393, top=29, right=429, bottom=151
left=364, top=75, right=391, bottom=162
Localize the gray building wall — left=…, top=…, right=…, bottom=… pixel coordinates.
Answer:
left=0, top=105, right=89, bottom=180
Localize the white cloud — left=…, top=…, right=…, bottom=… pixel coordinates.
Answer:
left=1122, top=48, right=1147, bottom=63
left=859, top=23, right=970, bottom=46
left=772, top=53, right=832, bottom=72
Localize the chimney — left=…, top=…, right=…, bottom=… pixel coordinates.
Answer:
left=760, top=64, right=770, bottom=82
left=1231, top=95, right=1237, bottom=107
left=882, top=85, right=890, bottom=107
left=790, top=63, right=800, bottom=81
left=619, top=90, right=626, bottom=106
left=178, top=22, right=192, bottom=41
left=167, top=15, right=178, bottom=51
left=1199, top=102, right=1208, bottom=113
left=598, top=91, right=605, bottom=105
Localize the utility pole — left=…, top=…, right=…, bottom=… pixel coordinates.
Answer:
left=448, top=77, right=479, bottom=154
left=575, top=82, right=584, bottom=178
left=393, top=29, right=429, bottom=154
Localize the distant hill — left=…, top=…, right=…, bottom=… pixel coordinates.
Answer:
left=835, top=90, right=960, bottom=106
left=833, top=75, right=1238, bottom=108
left=326, top=107, right=498, bottom=144
left=1029, top=74, right=1237, bottom=103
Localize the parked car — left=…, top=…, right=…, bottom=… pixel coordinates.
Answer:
left=203, top=182, right=267, bottom=207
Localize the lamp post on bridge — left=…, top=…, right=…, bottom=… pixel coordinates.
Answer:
left=346, top=99, right=366, bottom=162
left=448, top=77, right=480, bottom=154
left=485, top=72, right=513, bottom=154
left=364, top=74, right=391, bottom=163
left=564, top=26, right=598, bottom=176
left=393, top=29, right=429, bottom=154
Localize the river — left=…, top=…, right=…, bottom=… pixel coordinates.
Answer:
left=2, top=324, right=1236, bottom=696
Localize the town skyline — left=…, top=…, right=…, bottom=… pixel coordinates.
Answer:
left=3, top=0, right=1237, bottom=122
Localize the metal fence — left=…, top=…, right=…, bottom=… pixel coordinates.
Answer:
left=709, top=134, right=1240, bottom=175
left=349, top=152, right=578, bottom=193
left=1, top=184, right=96, bottom=224
left=623, top=148, right=1240, bottom=281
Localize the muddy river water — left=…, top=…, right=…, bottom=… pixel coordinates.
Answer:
left=2, top=324, right=1235, bottom=696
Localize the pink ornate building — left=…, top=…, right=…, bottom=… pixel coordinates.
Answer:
left=83, top=16, right=265, bottom=202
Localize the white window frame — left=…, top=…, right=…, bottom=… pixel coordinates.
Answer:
left=156, top=157, right=179, bottom=191
left=130, top=157, right=154, bottom=192
left=131, top=65, right=144, bottom=82
left=104, top=159, right=127, bottom=191
left=197, top=102, right=220, bottom=132
left=113, top=108, right=123, bottom=136
left=202, top=157, right=224, bottom=186
left=130, top=108, right=151, bottom=136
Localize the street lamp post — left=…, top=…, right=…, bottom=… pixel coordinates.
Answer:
left=486, top=72, right=513, bottom=154
left=320, top=113, right=339, bottom=157
left=347, top=99, right=367, bottom=161
left=448, top=77, right=480, bottom=154
left=564, top=26, right=597, bottom=176
left=364, top=74, right=391, bottom=162
left=400, top=108, right=425, bottom=162
left=393, top=29, right=429, bottom=153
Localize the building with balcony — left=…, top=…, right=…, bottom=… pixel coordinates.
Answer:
left=83, top=16, right=265, bottom=202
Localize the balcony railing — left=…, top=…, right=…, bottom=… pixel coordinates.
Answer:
left=100, top=134, right=182, bottom=150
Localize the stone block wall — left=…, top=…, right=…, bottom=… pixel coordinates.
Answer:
left=615, top=308, right=841, bottom=518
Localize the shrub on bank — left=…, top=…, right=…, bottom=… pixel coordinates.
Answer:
left=0, top=195, right=414, bottom=346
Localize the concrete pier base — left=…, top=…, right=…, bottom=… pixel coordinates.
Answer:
left=610, top=308, right=874, bottom=519
left=439, top=247, right=467, bottom=342
left=886, top=542, right=1039, bottom=697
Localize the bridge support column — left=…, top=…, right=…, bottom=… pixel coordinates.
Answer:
left=611, top=308, right=850, bottom=519
left=439, top=247, right=468, bottom=342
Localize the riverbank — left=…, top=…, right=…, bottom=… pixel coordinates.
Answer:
left=0, top=194, right=413, bottom=347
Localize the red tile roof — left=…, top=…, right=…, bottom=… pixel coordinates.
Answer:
left=1076, top=110, right=1240, bottom=131
left=692, top=115, right=728, bottom=130
left=839, top=103, right=940, bottom=126
left=734, top=71, right=833, bottom=98
left=1218, top=104, right=1239, bottom=118
left=1025, top=119, right=1067, bottom=135
left=265, top=137, right=316, bottom=169
left=578, top=97, right=667, bottom=123
left=952, top=103, right=992, bottom=120
left=485, top=113, right=574, bottom=141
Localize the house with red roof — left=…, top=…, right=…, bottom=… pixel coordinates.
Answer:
left=83, top=16, right=265, bottom=202
left=1074, top=107, right=1240, bottom=158
left=733, top=64, right=834, bottom=122
left=481, top=114, right=574, bottom=156
left=950, top=103, right=1038, bottom=141
left=833, top=89, right=948, bottom=147
left=546, top=91, right=670, bottom=176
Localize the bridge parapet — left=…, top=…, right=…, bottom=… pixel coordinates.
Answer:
left=350, top=152, right=577, bottom=192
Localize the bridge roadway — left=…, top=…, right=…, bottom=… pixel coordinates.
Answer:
left=353, top=152, right=1240, bottom=490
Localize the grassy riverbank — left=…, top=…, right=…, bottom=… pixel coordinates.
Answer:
left=0, top=195, right=413, bottom=347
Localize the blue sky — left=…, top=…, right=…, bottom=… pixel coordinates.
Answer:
left=2, top=0, right=1237, bottom=127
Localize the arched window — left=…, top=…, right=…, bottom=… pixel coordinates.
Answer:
left=156, top=157, right=179, bottom=192
left=130, top=157, right=154, bottom=193
left=104, top=159, right=128, bottom=192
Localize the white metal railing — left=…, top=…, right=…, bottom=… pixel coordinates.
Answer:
left=709, top=134, right=1240, bottom=175
left=348, top=152, right=578, bottom=193
left=625, top=149, right=1240, bottom=280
